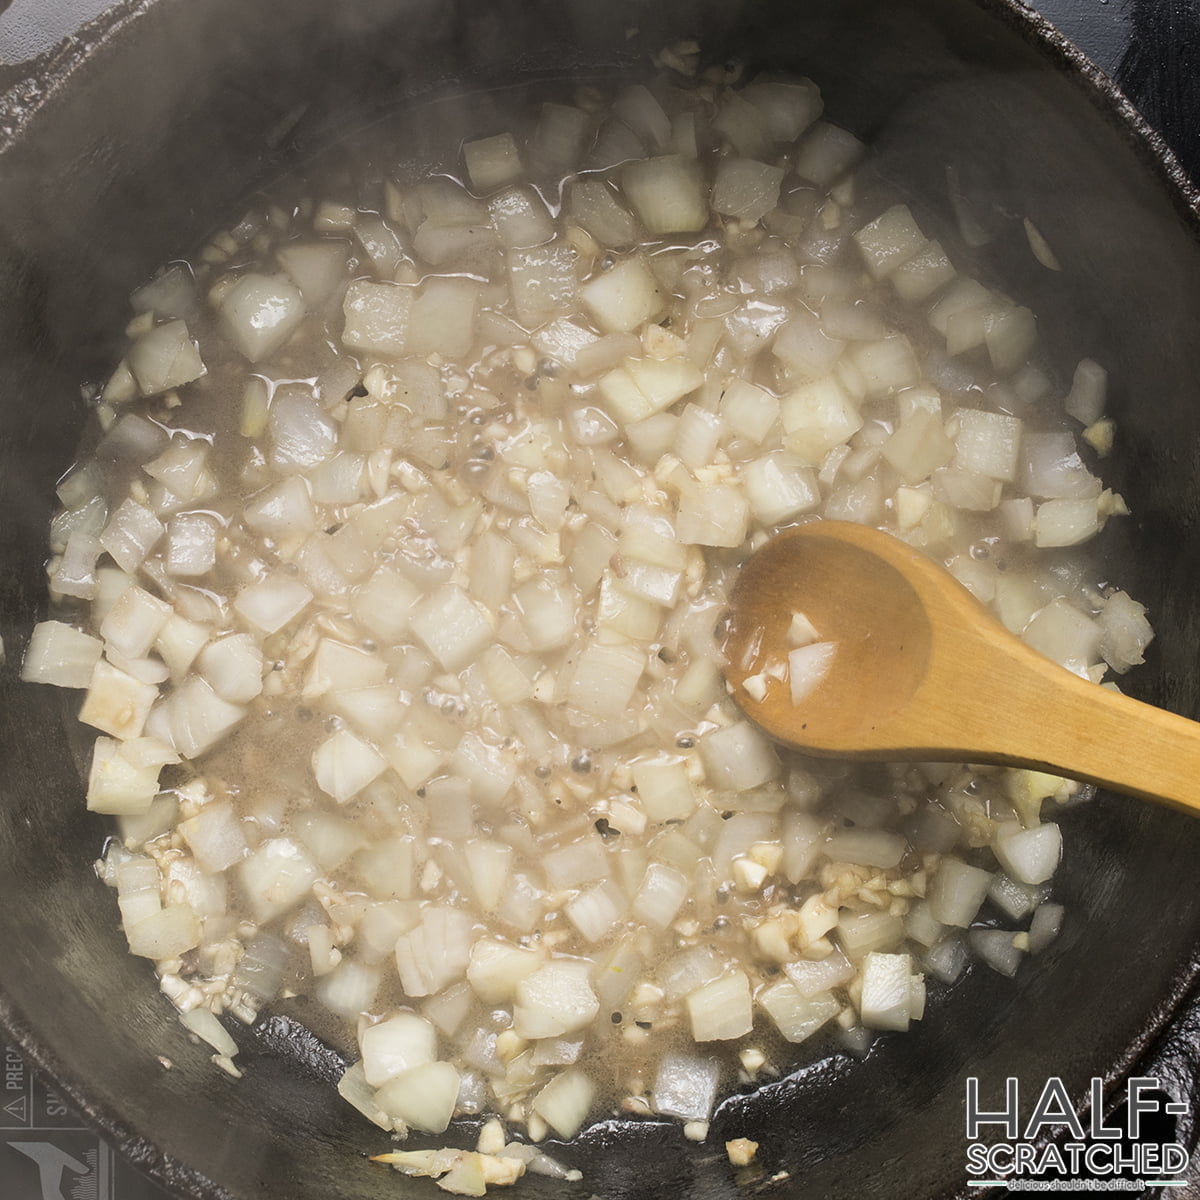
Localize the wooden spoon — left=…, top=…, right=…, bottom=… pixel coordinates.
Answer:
left=723, top=519, right=1200, bottom=815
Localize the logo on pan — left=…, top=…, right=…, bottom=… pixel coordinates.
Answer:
left=7, top=1140, right=113, bottom=1200
left=965, top=1076, right=1191, bottom=1192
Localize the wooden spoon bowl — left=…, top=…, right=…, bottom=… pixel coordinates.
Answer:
left=724, top=520, right=1200, bottom=816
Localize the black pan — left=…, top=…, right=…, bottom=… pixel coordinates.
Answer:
left=2, top=1, right=1200, bottom=1197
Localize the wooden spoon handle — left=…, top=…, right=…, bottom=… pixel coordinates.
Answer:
left=926, top=613, right=1200, bottom=817
left=974, top=648, right=1200, bottom=816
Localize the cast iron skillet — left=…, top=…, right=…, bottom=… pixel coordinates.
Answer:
left=2, top=1, right=1200, bottom=1197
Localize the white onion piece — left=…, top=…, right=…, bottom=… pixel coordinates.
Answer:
left=158, top=676, right=244, bottom=757
left=221, top=274, right=305, bottom=362
left=394, top=907, right=475, bottom=998
left=632, top=862, right=690, bottom=929
left=361, top=1012, right=438, bottom=1087
left=784, top=946, right=855, bottom=996
left=927, top=858, right=994, bottom=928
left=759, top=980, right=840, bottom=1042
left=686, top=971, right=753, bottom=1041
left=100, top=500, right=164, bottom=574
left=968, top=929, right=1024, bottom=977
left=79, top=660, right=157, bottom=741
left=699, top=722, right=778, bottom=792
left=125, top=904, right=199, bottom=960
left=860, top=952, right=919, bottom=1031
left=87, top=736, right=173, bottom=814
left=375, top=1061, right=461, bottom=1135
left=233, top=574, right=312, bottom=634
left=128, top=320, right=206, bottom=395
left=22, top=621, right=102, bottom=688
left=652, top=1053, right=719, bottom=1122
left=993, top=820, right=1062, bottom=885
left=531, top=1068, right=594, bottom=1139
left=514, top=961, right=599, bottom=1039
left=788, top=641, right=837, bottom=706
left=177, top=800, right=248, bottom=873
left=1028, top=903, right=1065, bottom=954
left=621, top=156, right=707, bottom=235
left=1065, top=358, right=1107, bottom=426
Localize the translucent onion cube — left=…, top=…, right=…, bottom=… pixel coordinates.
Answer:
left=100, top=499, right=164, bottom=574
left=852, top=335, right=920, bottom=399
left=632, top=862, right=690, bottom=929
left=760, top=979, right=840, bottom=1042
left=464, top=132, right=522, bottom=192
left=407, top=276, right=481, bottom=359
left=710, top=158, right=784, bottom=223
left=408, top=584, right=494, bottom=672
left=125, top=903, right=200, bottom=959
left=968, top=929, right=1024, bottom=978
left=740, top=453, right=820, bottom=525
left=927, top=857, right=994, bottom=927
left=160, top=676, right=246, bottom=758
left=788, top=642, right=837, bottom=706
left=313, top=728, right=387, bottom=804
left=532, top=1068, right=595, bottom=1139
left=360, top=1012, right=438, bottom=1087
left=237, top=837, right=319, bottom=923
left=342, top=279, right=414, bottom=357
left=565, top=642, right=644, bottom=720
left=79, top=659, right=158, bottom=740
left=513, top=961, right=599, bottom=1039
left=221, top=273, right=306, bottom=362
left=197, top=633, right=264, bottom=703
left=178, top=800, right=248, bottom=873
left=1034, top=497, right=1101, bottom=548
left=155, top=613, right=210, bottom=681
left=375, top=1061, right=461, bottom=1135
left=785, top=946, right=856, bottom=997
left=450, top=732, right=516, bottom=807
left=302, top=638, right=387, bottom=699
left=233, top=573, right=313, bottom=634
left=127, top=319, right=206, bottom=395
left=720, top=377, right=779, bottom=443
left=686, top=972, right=753, bottom=1041
left=394, top=907, right=476, bottom=997
left=242, top=476, right=318, bottom=539
left=622, top=156, right=708, bottom=235
left=145, top=441, right=210, bottom=500
left=21, top=620, right=102, bottom=688
left=489, top=185, right=555, bottom=249
left=277, top=240, right=349, bottom=305
left=860, top=952, right=919, bottom=1031
left=269, top=385, right=338, bottom=471
left=699, top=721, right=779, bottom=792
left=993, top=821, right=1062, bottom=886
left=96, top=586, right=169, bottom=662
left=677, top=483, right=749, bottom=548
left=565, top=881, right=625, bottom=942
left=853, top=205, right=928, bottom=280
left=631, top=756, right=696, bottom=822
left=653, top=1053, right=720, bottom=1121
left=466, top=939, right=545, bottom=1004
left=580, top=256, right=664, bottom=334
left=954, top=409, right=1023, bottom=482
left=780, top=377, right=862, bottom=466
left=166, top=512, right=218, bottom=576
left=507, top=241, right=579, bottom=328
left=87, top=736, right=173, bottom=814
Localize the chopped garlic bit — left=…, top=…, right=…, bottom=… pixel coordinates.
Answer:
left=726, top=1137, right=760, bottom=1166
